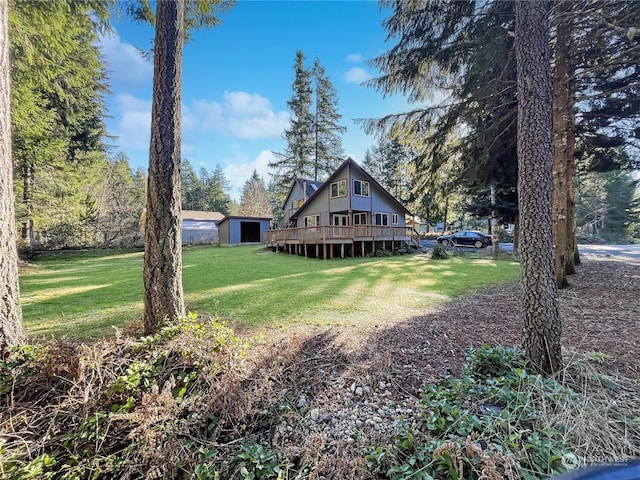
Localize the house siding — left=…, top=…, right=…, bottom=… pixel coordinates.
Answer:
left=218, top=217, right=272, bottom=245
left=328, top=169, right=350, bottom=213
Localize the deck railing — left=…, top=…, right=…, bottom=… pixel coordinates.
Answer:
left=264, top=225, right=420, bottom=245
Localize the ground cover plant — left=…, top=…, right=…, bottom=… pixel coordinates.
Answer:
left=3, top=328, right=638, bottom=479
left=19, top=246, right=520, bottom=339
left=3, top=256, right=639, bottom=479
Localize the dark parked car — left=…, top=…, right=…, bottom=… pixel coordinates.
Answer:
left=436, top=230, right=493, bottom=249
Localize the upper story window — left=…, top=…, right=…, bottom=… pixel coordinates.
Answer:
left=330, top=179, right=347, bottom=198
left=392, top=214, right=399, bottom=225
left=353, top=179, right=370, bottom=197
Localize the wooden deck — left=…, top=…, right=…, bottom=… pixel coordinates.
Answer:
left=264, top=226, right=420, bottom=259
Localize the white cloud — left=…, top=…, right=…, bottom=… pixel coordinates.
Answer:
left=185, top=91, right=290, bottom=139
left=110, top=90, right=288, bottom=154
left=344, top=67, right=372, bottom=84
left=98, top=32, right=152, bottom=89
left=223, top=150, right=275, bottom=201
left=346, top=53, right=363, bottom=62
left=111, top=94, right=152, bottom=151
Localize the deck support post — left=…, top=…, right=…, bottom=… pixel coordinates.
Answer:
left=341, top=243, right=344, bottom=259
left=323, top=243, right=327, bottom=260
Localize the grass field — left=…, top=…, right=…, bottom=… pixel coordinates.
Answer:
left=19, top=245, right=520, bottom=339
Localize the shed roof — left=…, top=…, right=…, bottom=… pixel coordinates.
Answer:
left=181, top=210, right=225, bottom=221
left=217, top=215, right=272, bottom=226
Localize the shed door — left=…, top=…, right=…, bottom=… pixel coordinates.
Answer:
left=240, top=221, right=261, bottom=242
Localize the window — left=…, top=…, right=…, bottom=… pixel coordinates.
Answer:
left=353, top=213, right=367, bottom=225
left=353, top=179, right=370, bottom=197
left=392, top=214, right=399, bottom=225
left=333, top=214, right=348, bottom=226
left=330, top=179, right=347, bottom=198
left=304, top=215, right=320, bottom=227
left=374, top=213, right=389, bottom=226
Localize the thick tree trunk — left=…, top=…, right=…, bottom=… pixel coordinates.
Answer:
left=0, top=0, right=25, bottom=351
left=143, top=0, right=186, bottom=334
left=515, top=0, right=562, bottom=376
left=551, top=0, right=572, bottom=289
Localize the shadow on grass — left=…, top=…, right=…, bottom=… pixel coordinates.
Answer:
left=20, top=246, right=519, bottom=340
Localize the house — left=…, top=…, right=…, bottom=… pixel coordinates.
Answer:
left=218, top=216, right=272, bottom=245
left=264, top=157, right=419, bottom=258
left=182, top=210, right=224, bottom=244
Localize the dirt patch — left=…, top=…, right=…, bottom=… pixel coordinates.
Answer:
left=247, top=254, right=640, bottom=397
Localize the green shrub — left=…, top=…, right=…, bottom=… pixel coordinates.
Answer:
left=365, top=345, right=576, bottom=480
left=431, top=244, right=449, bottom=259
left=1, top=313, right=250, bottom=480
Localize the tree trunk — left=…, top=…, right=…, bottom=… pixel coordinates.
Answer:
left=143, top=0, right=186, bottom=334
left=566, top=150, right=580, bottom=270
left=491, top=184, right=501, bottom=254
left=20, top=165, right=33, bottom=250
left=1, top=0, right=25, bottom=351
left=551, top=0, right=572, bottom=289
left=513, top=214, right=520, bottom=257
left=515, top=0, right=562, bottom=376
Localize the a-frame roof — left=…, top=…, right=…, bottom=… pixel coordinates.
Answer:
left=290, top=157, right=412, bottom=220
left=281, top=177, right=324, bottom=210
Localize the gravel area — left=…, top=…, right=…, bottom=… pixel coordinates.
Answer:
left=236, top=254, right=640, bottom=478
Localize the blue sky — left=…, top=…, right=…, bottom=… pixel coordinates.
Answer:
left=99, top=1, right=408, bottom=200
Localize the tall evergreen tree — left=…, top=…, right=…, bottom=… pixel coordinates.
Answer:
left=270, top=52, right=346, bottom=205
left=143, top=0, right=186, bottom=333
left=516, top=0, right=562, bottom=375
left=312, top=59, right=345, bottom=180
left=127, top=0, right=233, bottom=334
left=181, top=159, right=200, bottom=210
left=365, top=0, right=638, bottom=284
left=269, top=50, right=314, bottom=200
left=1, top=0, right=25, bottom=350
left=10, top=0, right=110, bottom=250
left=238, top=170, right=271, bottom=217
left=209, top=163, right=231, bottom=214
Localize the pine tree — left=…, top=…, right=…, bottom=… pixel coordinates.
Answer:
left=269, top=50, right=314, bottom=200
left=181, top=159, right=200, bottom=210
left=516, top=0, right=562, bottom=375
left=209, top=164, right=231, bottom=214
left=10, top=0, right=110, bottom=250
left=1, top=0, right=25, bottom=350
left=312, top=59, right=345, bottom=180
left=238, top=170, right=271, bottom=217
left=270, top=52, right=346, bottom=205
left=143, top=0, right=186, bottom=333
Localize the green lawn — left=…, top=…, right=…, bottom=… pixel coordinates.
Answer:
left=19, top=246, right=520, bottom=339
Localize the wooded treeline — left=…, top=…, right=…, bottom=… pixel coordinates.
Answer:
left=6, top=0, right=638, bottom=253
left=9, top=0, right=149, bottom=250
left=361, top=0, right=640, bottom=253
left=1, top=0, right=639, bottom=361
